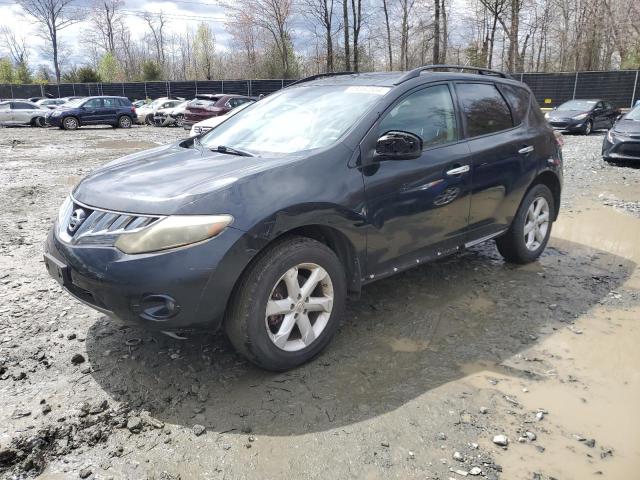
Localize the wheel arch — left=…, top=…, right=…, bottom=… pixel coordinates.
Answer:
left=528, top=170, right=561, bottom=220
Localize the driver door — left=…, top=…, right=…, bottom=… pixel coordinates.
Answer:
left=360, top=83, right=473, bottom=275
left=80, top=98, right=103, bottom=124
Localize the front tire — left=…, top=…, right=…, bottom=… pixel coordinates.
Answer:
left=583, top=120, right=592, bottom=135
left=62, top=116, right=79, bottom=130
left=225, top=236, right=346, bottom=371
left=32, top=116, right=46, bottom=127
left=144, top=114, right=153, bottom=125
left=496, top=184, right=554, bottom=264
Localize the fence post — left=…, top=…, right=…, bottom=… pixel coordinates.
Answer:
left=57, top=84, right=61, bottom=98
left=281, top=79, right=284, bottom=89
left=122, top=82, right=125, bottom=97
left=248, top=79, right=251, bottom=96
left=572, top=71, right=578, bottom=100
left=221, top=80, right=224, bottom=93
left=10, top=84, right=13, bottom=99
left=631, top=70, right=639, bottom=108
left=144, top=82, right=148, bottom=100
left=195, top=80, right=198, bottom=95
left=166, top=81, right=170, bottom=98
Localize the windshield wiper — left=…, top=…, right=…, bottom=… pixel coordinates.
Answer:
left=211, top=145, right=254, bottom=157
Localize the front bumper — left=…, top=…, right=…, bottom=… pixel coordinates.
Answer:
left=44, top=224, right=248, bottom=332
left=602, top=133, right=640, bottom=161
left=548, top=118, right=588, bottom=132
left=45, top=114, right=64, bottom=127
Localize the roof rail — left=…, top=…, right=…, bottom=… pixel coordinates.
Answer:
left=286, top=71, right=356, bottom=88
left=397, top=64, right=513, bottom=84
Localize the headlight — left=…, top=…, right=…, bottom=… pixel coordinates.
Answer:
left=544, top=112, right=549, bottom=119
left=573, top=113, right=588, bottom=120
left=607, top=130, right=616, bottom=142
left=57, top=196, right=72, bottom=225
left=114, top=215, right=233, bottom=254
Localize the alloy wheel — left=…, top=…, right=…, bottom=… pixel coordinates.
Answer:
left=120, top=116, right=131, bottom=128
left=175, top=114, right=184, bottom=127
left=523, top=196, right=550, bottom=251
left=64, top=117, right=78, bottom=130
left=584, top=121, right=592, bottom=135
left=265, top=263, right=334, bottom=352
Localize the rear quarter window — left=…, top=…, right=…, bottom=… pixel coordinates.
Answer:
left=456, top=83, right=514, bottom=137
left=497, top=84, right=530, bottom=125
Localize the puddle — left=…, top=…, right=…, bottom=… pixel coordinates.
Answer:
left=460, top=200, right=640, bottom=479
left=388, top=336, right=430, bottom=352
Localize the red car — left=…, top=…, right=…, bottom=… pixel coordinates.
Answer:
left=183, top=94, right=254, bottom=130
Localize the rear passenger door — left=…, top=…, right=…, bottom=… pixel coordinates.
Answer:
left=11, top=102, right=37, bottom=124
left=100, top=98, right=119, bottom=123
left=362, top=83, right=473, bottom=274
left=456, top=82, right=540, bottom=240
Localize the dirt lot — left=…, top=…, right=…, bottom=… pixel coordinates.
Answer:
left=0, top=125, right=639, bottom=480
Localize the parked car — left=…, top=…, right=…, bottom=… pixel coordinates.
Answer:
left=153, top=100, right=192, bottom=127
left=37, top=98, right=68, bottom=109
left=45, top=96, right=136, bottom=130
left=602, top=104, right=640, bottom=163
left=132, top=100, right=148, bottom=108
left=0, top=100, right=49, bottom=127
left=183, top=94, right=254, bottom=130
left=28, top=96, right=46, bottom=103
left=44, top=66, right=562, bottom=371
left=135, top=98, right=183, bottom=125
left=545, top=99, right=620, bottom=135
left=189, top=101, right=252, bottom=136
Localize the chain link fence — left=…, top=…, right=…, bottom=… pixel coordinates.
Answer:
left=1, top=70, right=639, bottom=108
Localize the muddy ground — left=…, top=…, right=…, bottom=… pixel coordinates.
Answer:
left=0, top=125, right=639, bottom=480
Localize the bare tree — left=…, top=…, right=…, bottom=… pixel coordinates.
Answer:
left=142, top=12, right=167, bottom=68
left=382, top=0, right=393, bottom=70
left=351, top=0, right=362, bottom=71
left=88, top=0, right=122, bottom=54
left=342, top=0, right=350, bottom=70
left=0, top=26, right=30, bottom=67
left=301, top=0, right=336, bottom=72
left=16, top=0, right=82, bottom=82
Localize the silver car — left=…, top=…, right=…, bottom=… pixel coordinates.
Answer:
left=0, top=100, right=49, bottom=127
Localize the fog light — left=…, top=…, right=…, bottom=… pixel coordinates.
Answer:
left=132, top=294, right=181, bottom=321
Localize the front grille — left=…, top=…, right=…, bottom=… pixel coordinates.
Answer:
left=549, top=120, right=569, bottom=128
left=58, top=198, right=163, bottom=246
left=616, top=142, right=640, bottom=158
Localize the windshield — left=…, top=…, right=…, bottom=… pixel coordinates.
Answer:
left=200, top=85, right=389, bottom=155
left=557, top=100, right=597, bottom=111
left=625, top=106, right=640, bottom=121
left=65, top=98, right=84, bottom=107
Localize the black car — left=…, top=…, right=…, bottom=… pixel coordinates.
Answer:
left=44, top=65, right=563, bottom=371
left=545, top=99, right=620, bottom=135
left=602, top=104, right=640, bottom=162
left=45, top=96, right=136, bottom=130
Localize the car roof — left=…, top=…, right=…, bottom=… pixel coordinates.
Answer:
left=295, top=70, right=525, bottom=89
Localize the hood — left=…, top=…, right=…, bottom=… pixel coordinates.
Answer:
left=72, top=140, right=301, bottom=215
left=612, top=118, right=640, bottom=135
left=548, top=109, right=588, bottom=119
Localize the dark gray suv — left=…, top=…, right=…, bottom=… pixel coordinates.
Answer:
left=44, top=65, right=563, bottom=370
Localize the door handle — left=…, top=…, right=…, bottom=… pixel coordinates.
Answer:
left=518, top=145, right=534, bottom=154
left=446, top=165, right=470, bottom=176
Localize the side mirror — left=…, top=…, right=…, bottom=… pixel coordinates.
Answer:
left=374, top=130, right=423, bottom=161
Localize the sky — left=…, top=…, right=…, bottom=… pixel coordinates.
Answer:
left=0, top=0, right=232, bottom=68
left=0, top=0, right=470, bottom=73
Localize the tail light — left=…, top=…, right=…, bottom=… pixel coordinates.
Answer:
left=131, top=107, right=136, bottom=114
left=553, top=131, right=564, bottom=148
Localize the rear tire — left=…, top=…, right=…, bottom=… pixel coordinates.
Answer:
left=32, top=116, right=46, bottom=127
left=174, top=114, right=184, bottom=127
left=118, top=115, right=132, bottom=128
left=225, top=236, right=346, bottom=371
left=496, top=184, right=554, bottom=264
left=144, top=114, right=153, bottom=125
left=62, top=116, right=79, bottom=130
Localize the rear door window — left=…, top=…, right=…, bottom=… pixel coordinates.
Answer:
left=497, top=84, right=530, bottom=125
left=103, top=98, right=118, bottom=107
left=456, top=83, right=514, bottom=137
left=13, top=102, right=35, bottom=109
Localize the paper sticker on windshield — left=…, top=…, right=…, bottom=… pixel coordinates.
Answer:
left=345, top=86, right=389, bottom=96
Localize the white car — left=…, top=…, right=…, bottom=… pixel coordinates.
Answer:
left=136, top=98, right=183, bottom=125
left=189, top=101, right=252, bottom=136
left=0, top=100, right=49, bottom=127
left=153, top=100, right=192, bottom=127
